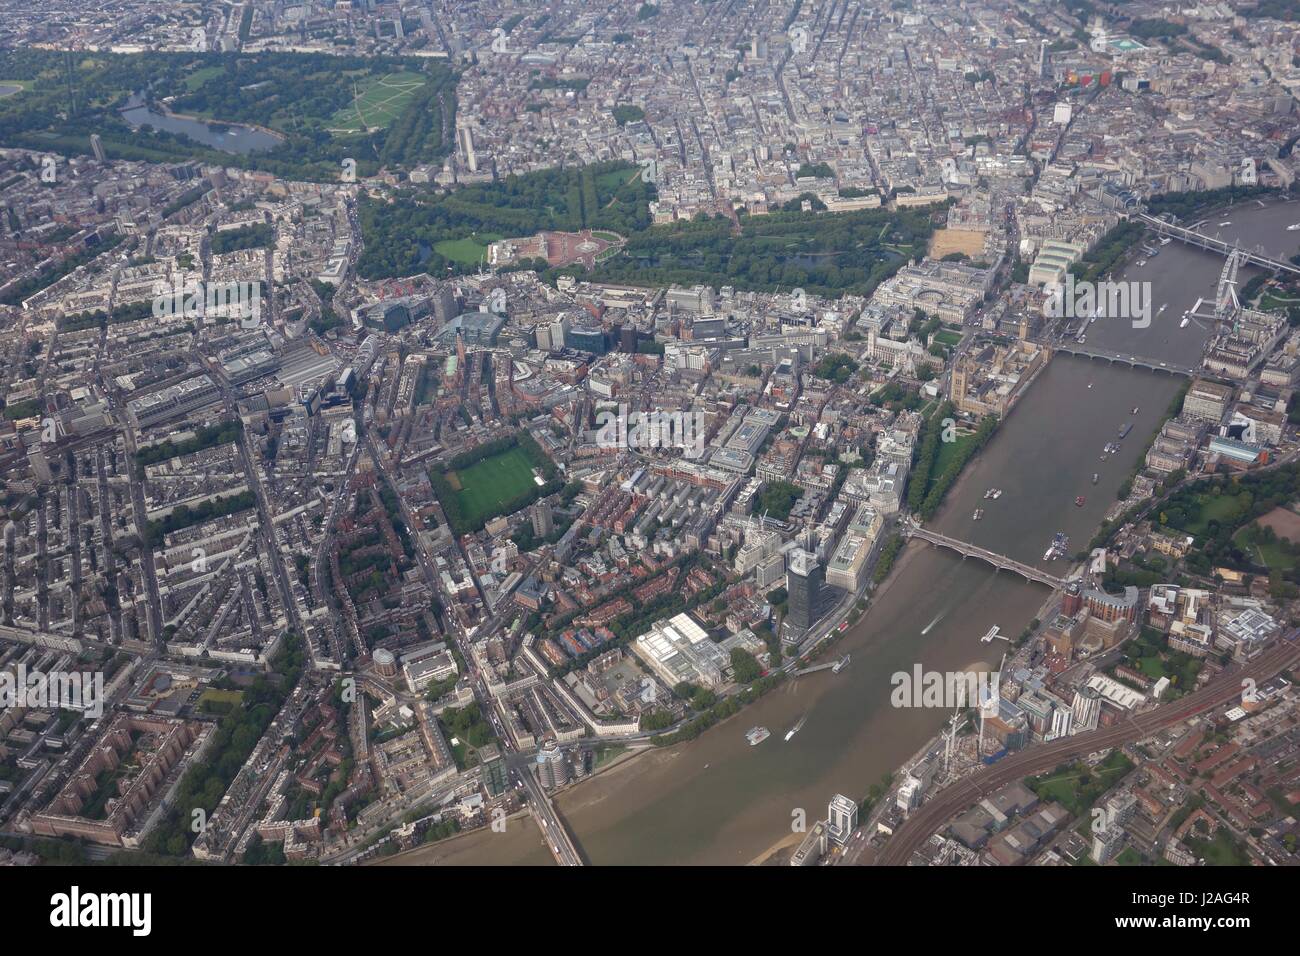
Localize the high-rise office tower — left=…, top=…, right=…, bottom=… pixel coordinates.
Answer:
left=535, top=739, right=569, bottom=789
left=531, top=501, right=554, bottom=538
left=1071, top=686, right=1102, bottom=733
left=786, top=548, right=823, bottom=631
left=827, top=794, right=858, bottom=845
left=1091, top=825, right=1124, bottom=864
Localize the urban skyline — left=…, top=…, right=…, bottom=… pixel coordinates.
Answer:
left=0, top=0, right=1295, bottom=895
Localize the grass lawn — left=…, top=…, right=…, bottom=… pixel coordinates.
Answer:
left=933, top=328, right=962, bottom=347
left=1257, top=291, right=1300, bottom=312
left=329, top=71, right=425, bottom=133
left=1171, top=490, right=1252, bottom=537
left=184, top=66, right=224, bottom=91
left=594, top=744, right=628, bottom=768
left=80, top=765, right=130, bottom=820
left=1028, top=751, right=1134, bottom=817
left=1235, top=505, right=1300, bottom=569
left=1033, top=771, right=1092, bottom=815
left=1233, top=527, right=1297, bottom=570
left=1120, top=627, right=1202, bottom=697
left=596, top=168, right=636, bottom=192
left=447, top=446, right=539, bottom=528
left=199, top=688, right=245, bottom=705
left=434, top=233, right=503, bottom=266
left=1186, top=829, right=1251, bottom=866
left=1136, top=655, right=1167, bottom=680
left=447, top=739, right=471, bottom=771
left=3, top=398, right=42, bottom=421
left=926, top=430, right=977, bottom=495
left=198, top=688, right=245, bottom=714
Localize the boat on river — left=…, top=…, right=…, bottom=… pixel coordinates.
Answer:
left=784, top=715, right=808, bottom=742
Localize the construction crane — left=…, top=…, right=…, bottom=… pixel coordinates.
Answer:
left=976, top=651, right=1007, bottom=758
left=942, top=709, right=967, bottom=776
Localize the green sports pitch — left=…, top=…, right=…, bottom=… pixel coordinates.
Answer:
left=446, top=446, right=541, bottom=528
left=330, top=72, right=425, bottom=134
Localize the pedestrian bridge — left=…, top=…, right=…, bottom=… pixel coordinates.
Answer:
left=1135, top=213, right=1300, bottom=277
left=899, top=520, right=1066, bottom=589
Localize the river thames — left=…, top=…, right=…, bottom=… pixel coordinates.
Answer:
left=421, top=193, right=1300, bottom=865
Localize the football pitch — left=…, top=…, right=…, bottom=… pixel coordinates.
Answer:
left=446, top=446, right=540, bottom=527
